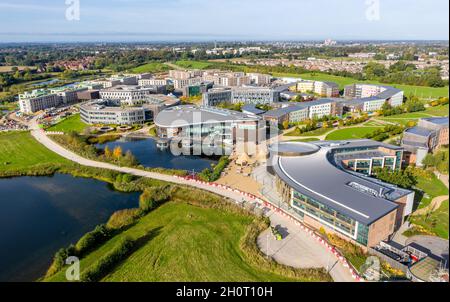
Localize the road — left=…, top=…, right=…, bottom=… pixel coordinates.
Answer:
left=30, top=120, right=355, bottom=282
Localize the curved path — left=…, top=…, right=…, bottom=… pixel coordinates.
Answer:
left=413, top=195, right=449, bottom=216
left=30, top=126, right=356, bottom=282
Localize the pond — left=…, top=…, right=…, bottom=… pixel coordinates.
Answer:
left=0, top=174, right=140, bottom=282
left=96, top=137, right=219, bottom=173
left=30, top=78, right=60, bottom=87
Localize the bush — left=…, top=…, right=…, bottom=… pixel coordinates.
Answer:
left=197, top=156, right=230, bottom=182
left=139, top=186, right=172, bottom=212
left=107, top=208, right=142, bottom=230
left=75, top=224, right=111, bottom=256
left=45, top=245, right=76, bottom=278
left=81, top=237, right=136, bottom=282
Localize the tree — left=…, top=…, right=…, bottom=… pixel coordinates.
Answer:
left=373, top=168, right=417, bottom=189
left=112, top=146, right=123, bottom=159
left=124, top=150, right=137, bottom=166
left=104, top=146, right=112, bottom=158
left=282, top=120, right=290, bottom=130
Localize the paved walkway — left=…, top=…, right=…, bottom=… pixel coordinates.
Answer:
left=413, top=195, right=449, bottom=216
left=258, top=208, right=355, bottom=282
left=30, top=123, right=355, bottom=282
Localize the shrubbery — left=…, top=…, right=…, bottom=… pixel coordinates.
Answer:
left=81, top=237, right=136, bottom=282
left=107, top=209, right=142, bottom=230
left=364, top=125, right=404, bottom=141
left=139, top=185, right=172, bottom=212
left=75, top=224, right=111, bottom=257
left=197, top=156, right=230, bottom=182
left=45, top=245, right=76, bottom=278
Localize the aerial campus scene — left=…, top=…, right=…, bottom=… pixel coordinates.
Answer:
left=0, top=0, right=449, bottom=292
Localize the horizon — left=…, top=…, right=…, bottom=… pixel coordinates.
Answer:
left=0, top=0, right=448, bottom=43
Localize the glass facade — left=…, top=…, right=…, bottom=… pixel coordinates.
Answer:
left=292, top=191, right=357, bottom=238
left=356, top=223, right=369, bottom=246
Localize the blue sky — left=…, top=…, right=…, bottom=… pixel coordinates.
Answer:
left=0, top=0, right=448, bottom=42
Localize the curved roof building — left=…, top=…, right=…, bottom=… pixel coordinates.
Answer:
left=268, top=140, right=414, bottom=247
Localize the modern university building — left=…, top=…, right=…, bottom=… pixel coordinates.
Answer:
left=154, top=105, right=266, bottom=149
left=267, top=140, right=414, bottom=247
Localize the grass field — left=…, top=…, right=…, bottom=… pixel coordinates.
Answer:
left=410, top=201, right=449, bottom=239
left=374, top=105, right=448, bottom=126
left=285, top=127, right=332, bottom=137
left=325, top=127, right=381, bottom=140
left=425, top=104, right=449, bottom=116
left=415, top=174, right=449, bottom=210
left=45, top=201, right=324, bottom=282
left=0, top=131, right=69, bottom=171
left=131, top=62, right=169, bottom=74
left=272, top=72, right=449, bottom=99
left=0, top=66, right=37, bottom=73
left=174, top=60, right=213, bottom=69
left=46, top=114, right=88, bottom=133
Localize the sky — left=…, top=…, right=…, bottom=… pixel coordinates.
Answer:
left=0, top=0, right=448, bottom=42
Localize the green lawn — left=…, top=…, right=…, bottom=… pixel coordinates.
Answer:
left=46, top=114, right=88, bottom=133
left=410, top=201, right=449, bottom=239
left=174, top=60, right=213, bottom=69
left=45, top=201, right=326, bottom=282
left=287, top=138, right=320, bottom=142
left=272, top=72, right=449, bottom=99
left=285, top=127, right=332, bottom=137
left=363, top=120, right=386, bottom=127
left=131, top=62, right=169, bottom=73
left=425, top=104, right=449, bottom=117
left=415, top=174, right=449, bottom=209
left=325, top=127, right=381, bottom=140
left=0, top=131, right=70, bottom=171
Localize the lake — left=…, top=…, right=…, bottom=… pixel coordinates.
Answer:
left=97, top=137, right=219, bottom=173
left=0, top=174, right=140, bottom=282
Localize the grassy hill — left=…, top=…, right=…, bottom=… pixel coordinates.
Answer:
left=0, top=131, right=70, bottom=173
left=44, top=192, right=331, bottom=282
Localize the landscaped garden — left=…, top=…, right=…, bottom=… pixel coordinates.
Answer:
left=285, top=127, right=332, bottom=137
left=325, top=127, right=382, bottom=140
left=409, top=201, right=449, bottom=239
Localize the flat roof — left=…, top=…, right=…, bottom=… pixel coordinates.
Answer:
left=242, top=104, right=266, bottom=115
left=422, top=117, right=449, bottom=126
left=405, top=127, right=434, bottom=137
left=155, top=105, right=260, bottom=128
left=270, top=140, right=408, bottom=225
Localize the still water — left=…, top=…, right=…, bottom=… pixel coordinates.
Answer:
left=97, top=137, right=219, bottom=173
left=0, top=174, right=140, bottom=281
